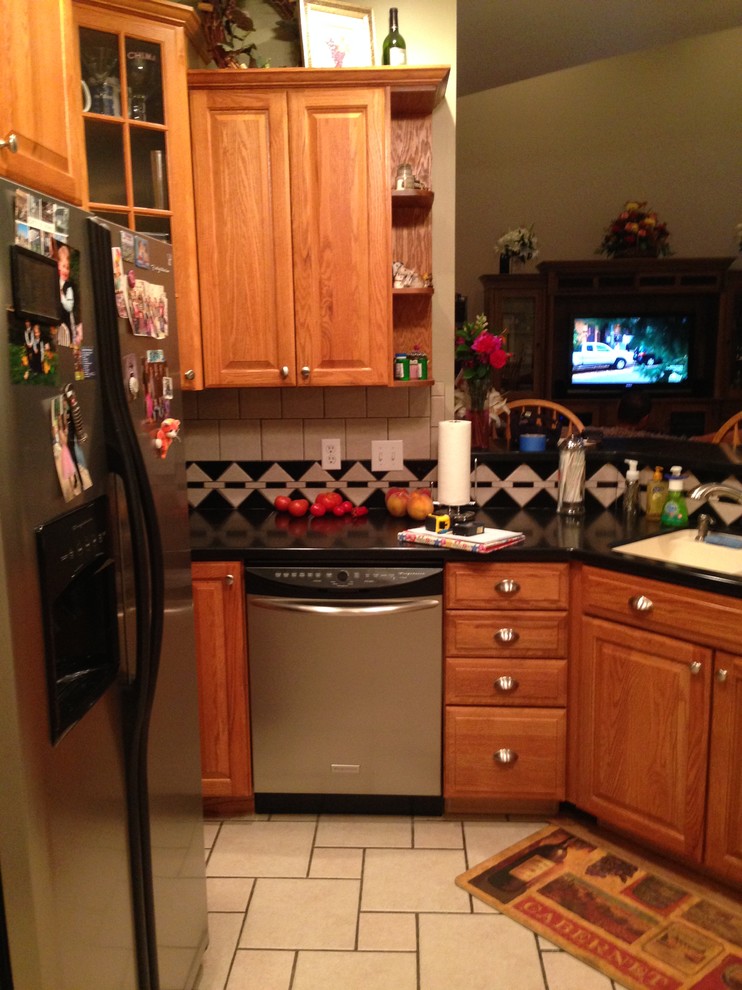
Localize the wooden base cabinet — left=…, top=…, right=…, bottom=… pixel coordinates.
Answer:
left=444, top=562, right=569, bottom=814
left=191, top=561, right=252, bottom=814
left=705, top=651, right=742, bottom=886
left=575, top=565, right=742, bottom=885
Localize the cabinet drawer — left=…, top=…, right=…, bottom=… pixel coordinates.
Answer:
left=446, top=562, right=569, bottom=610
left=445, top=659, right=566, bottom=706
left=444, top=707, right=565, bottom=800
left=445, top=610, right=568, bottom=658
left=582, top=566, right=742, bottom=653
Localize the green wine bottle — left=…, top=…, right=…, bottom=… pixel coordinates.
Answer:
left=382, top=8, right=407, bottom=66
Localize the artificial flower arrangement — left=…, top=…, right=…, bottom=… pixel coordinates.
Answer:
left=454, top=313, right=510, bottom=421
left=496, top=225, right=539, bottom=263
left=597, top=200, right=671, bottom=258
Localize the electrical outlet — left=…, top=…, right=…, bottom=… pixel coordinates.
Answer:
left=371, top=440, right=404, bottom=471
left=321, top=438, right=341, bottom=470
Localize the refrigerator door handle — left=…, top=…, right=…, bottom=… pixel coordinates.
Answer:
left=88, top=217, right=164, bottom=990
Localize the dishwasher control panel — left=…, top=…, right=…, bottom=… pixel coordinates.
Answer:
left=245, top=565, right=443, bottom=597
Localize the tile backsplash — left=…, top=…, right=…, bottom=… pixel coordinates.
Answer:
left=181, top=384, right=450, bottom=464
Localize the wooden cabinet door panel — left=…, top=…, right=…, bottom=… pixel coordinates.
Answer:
left=445, top=707, right=565, bottom=800
left=189, top=89, right=296, bottom=386
left=445, top=610, right=568, bottom=659
left=705, top=651, right=742, bottom=886
left=288, top=88, right=391, bottom=386
left=192, top=562, right=251, bottom=799
left=446, top=562, right=569, bottom=610
left=0, top=0, right=85, bottom=202
left=578, top=617, right=710, bottom=860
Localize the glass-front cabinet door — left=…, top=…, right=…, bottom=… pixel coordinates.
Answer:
left=480, top=273, right=546, bottom=395
left=73, top=0, right=205, bottom=389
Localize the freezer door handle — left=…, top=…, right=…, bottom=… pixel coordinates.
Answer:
left=249, top=597, right=441, bottom=617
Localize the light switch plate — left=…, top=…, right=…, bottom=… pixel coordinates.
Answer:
left=371, top=440, right=404, bottom=471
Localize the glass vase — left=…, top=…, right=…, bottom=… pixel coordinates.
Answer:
left=499, top=254, right=511, bottom=274
left=465, top=377, right=492, bottom=450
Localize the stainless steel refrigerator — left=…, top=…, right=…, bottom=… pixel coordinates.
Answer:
left=0, top=178, right=207, bottom=990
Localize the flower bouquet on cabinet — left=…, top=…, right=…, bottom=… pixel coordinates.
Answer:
left=597, top=200, right=671, bottom=258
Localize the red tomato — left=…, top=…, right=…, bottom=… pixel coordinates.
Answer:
left=351, top=505, right=368, bottom=517
left=274, top=495, right=291, bottom=512
left=340, top=500, right=354, bottom=514
left=314, top=493, right=332, bottom=508
left=288, top=498, right=309, bottom=517
left=323, top=492, right=343, bottom=508
left=309, top=502, right=326, bottom=517
left=332, top=504, right=347, bottom=516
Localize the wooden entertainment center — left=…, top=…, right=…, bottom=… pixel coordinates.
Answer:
left=481, top=258, right=742, bottom=436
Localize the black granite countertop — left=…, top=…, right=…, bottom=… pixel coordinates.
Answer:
left=190, top=504, right=742, bottom=599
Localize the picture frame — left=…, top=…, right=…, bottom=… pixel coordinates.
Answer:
left=299, top=0, right=376, bottom=68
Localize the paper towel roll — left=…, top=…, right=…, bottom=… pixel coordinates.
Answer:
left=438, top=419, right=471, bottom=507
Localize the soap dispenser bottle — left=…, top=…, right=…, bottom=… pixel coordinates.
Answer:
left=646, top=465, right=668, bottom=519
left=660, top=466, right=688, bottom=528
left=623, top=459, right=640, bottom=518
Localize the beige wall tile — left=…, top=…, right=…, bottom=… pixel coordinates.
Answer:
left=197, top=389, right=240, bottom=419
left=220, top=421, right=262, bottom=461
left=324, top=387, right=368, bottom=418
left=409, top=388, right=432, bottom=418
left=345, top=419, right=389, bottom=460
left=367, top=387, right=409, bottom=418
left=302, top=419, right=347, bottom=461
left=282, top=388, right=324, bottom=419
left=239, top=388, right=282, bottom=418
left=183, top=420, right=220, bottom=460
left=390, top=417, right=431, bottom=459
left=261, top=419, right=304, bottom=460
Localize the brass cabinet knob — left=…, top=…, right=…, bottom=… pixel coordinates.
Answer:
left=301, top=365, right=310, bottom=379
left=0, top=132, right=18, bottom=153
left=184, top=369, right=195, bottom=381
left=716, top=668, right=728, bottom=683
left=494, top=627, right=519, bottom=645
left=225, top=573, right=234, bottom=586
left=493, top=748, right=518, bottom=765
left=689, top=660, right=702, bottom=675
left=495, top=578, right=520, bottom=596
left=494, top=675, right=519, bottom=692
left=629, top=594, right=654, bottom=613
left=281, top=365, right=289, bottom=379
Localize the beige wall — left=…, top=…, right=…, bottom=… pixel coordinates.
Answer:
left=184, top=0, right=458, bottom=465
left=456, top=27, right=742, bottom=318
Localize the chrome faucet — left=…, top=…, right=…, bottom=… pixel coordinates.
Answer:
left=689, top=482, right=742, bottom=505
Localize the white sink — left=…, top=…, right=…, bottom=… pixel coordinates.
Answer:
left=613, top=529, right=742, bottom=577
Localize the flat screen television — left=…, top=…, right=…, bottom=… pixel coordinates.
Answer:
left=568, top=314, right=693, bottom=391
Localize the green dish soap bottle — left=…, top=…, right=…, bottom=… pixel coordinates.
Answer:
left=660, top=465, right=688, bottom=528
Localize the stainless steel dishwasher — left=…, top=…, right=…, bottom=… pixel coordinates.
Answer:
left=245, top=565, right=443, bottom=815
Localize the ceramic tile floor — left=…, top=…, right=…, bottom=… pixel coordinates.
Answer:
left=195, top=813, right=628, bottom=990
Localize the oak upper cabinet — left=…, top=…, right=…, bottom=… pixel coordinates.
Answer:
left=187, top=67, right=448, bottom=388
left=0, top=0, right=85, bottom=203
left=705, top=650, right=742, bottom=886
left=72, top=0, right=205, bottom=389
left=191, top=562, right=252, bottom=814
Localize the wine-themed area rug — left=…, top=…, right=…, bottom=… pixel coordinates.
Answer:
left=456, top=823, right=742, bottom=990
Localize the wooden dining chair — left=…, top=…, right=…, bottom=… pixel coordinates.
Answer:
left=711, top=411, right=742, bottom=447
left=504, top=399, right=586, bottom=448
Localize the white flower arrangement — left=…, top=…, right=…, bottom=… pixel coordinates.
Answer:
left=496, top=224, right=539, bottom=262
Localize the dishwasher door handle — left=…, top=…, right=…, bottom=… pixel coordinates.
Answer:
left=248, top=597, right=441, bottom=617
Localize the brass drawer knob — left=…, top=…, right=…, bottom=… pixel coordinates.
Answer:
left=494, top=675, right=519, bottom=692
left=494, top=748, right=518, bottom=765
left=495, top=578, right=520, bottom=596
left=689, top=660, right=702, bottom=675
left=716, top=668, right=728, bottom=683
left=280, top=365, right=290, bottom=379
left=494, top=627, right=519, bottom=645
left=629, top=594, right=654, bottom=613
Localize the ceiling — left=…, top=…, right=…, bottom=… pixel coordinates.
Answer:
left=456, top=0, right=742, bottom=96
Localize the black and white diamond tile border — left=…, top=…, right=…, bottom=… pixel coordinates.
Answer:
left=186, top=459, right=742, bottom=523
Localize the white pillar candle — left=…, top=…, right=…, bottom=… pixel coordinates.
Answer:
left=437, top=419, right=472, bottom=507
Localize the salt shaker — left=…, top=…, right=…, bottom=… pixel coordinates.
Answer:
left=557, top=434, right=586, bottom=516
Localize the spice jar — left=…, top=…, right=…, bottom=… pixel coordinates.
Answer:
left=394, top=353, right=410, bottom=380
left=408, top=348, right=428, bottom=380
left=395, top=163, right=415, bottom=190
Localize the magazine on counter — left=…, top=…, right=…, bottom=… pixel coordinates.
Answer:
left=397, top=526, right=525, bottom=554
